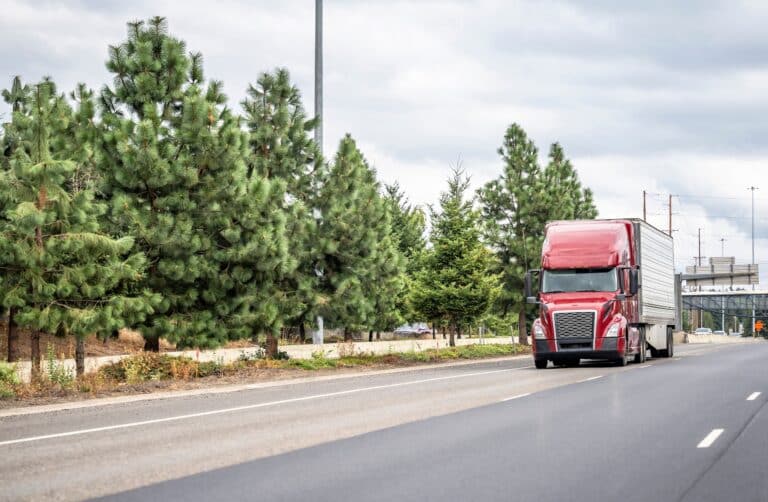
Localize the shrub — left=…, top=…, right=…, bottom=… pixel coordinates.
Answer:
left=0, top=362, right=20, bottom=398
left=45, top=344, right=74, bottom=389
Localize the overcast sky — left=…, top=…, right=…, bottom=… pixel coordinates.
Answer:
left=2, top=0, right=768, bottom=283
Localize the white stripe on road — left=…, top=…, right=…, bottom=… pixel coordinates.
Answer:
left=638, top=365, right=651, bottom=369
left=501, top=393, right=531, bottom=402
left=697, top=429, right=724, bottom=448
left=747, top=392, right=761, bottom=401
left=578, top=375, right=603, bottom=383
left=0, top=365, right=531, bottom=447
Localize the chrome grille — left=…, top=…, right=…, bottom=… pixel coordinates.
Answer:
left=554, top=311, right=595, bottom=339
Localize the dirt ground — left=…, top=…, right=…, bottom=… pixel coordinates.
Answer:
left=0, top=323, right=438, bottom=361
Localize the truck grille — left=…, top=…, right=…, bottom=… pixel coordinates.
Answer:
left=554, top=311, right=596, bottom=339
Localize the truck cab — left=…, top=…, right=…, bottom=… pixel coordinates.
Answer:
left=526, top=219, right=677, bottom=369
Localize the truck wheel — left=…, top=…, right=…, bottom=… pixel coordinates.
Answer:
left=634, top=328, right=647, bottom=364
left=534, top=358, right=548, bottom=369
left=659, top=327, right=673, bottom=357
left=615, top=353, right=628, bottom=366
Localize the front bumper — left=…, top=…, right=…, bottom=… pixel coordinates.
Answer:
left=534, top=338, right=619, bottom=360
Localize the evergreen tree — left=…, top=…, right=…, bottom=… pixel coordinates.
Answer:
left=478, top=124, right=597, bottom=345
left=542, top=143, right=598, bottom=220
left=316, top=136, right=399, bottom=340
left=97, top=17, right=287, bottom=350
left=242, top=69, right=322, bottom=348
left=383, top=183, right=426, bottom=326
left=1, top=76, right=29, bottom=361
left=0, top=80, right=152, bottom=376
left=413, top=168, right=500, bottom=347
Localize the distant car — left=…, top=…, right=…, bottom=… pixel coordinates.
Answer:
left=393, top=323, right=431, bottom=336
left=693, top=327, right=713, bottom=335
left=713, top=330, right=725, bottom=335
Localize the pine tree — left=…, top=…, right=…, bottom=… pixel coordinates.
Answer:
left=1, top=76, right=30, bottom=361
left=413, top=168, right=500, bottom=347
left=97, top=17, right=284, bottom=350
left=242, top=69, right=322, bottom=348
left=0, top=80, right=152, bottom=376
left=383, top=183, right=426, bottom=327
left=542, top=143, right=597, bottom=220
left=316, top=135, right=396, bottom=340
left=478, top=125, right=597, bottom=345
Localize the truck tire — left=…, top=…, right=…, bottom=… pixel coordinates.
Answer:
left=659, top=327, right=674, bottom=357
left=535, top=358, right=548, bottom=369
left=615, top=353, right=628, bottom=366
left=634, top=328, right=647, bottom=364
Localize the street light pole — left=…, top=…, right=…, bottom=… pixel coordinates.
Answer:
left=314, top=0, right=323, bottom=155
left=748, top=186, right=758, bottom=334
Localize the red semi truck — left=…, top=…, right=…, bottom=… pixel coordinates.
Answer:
left=525, top=219, right=679, bottom=369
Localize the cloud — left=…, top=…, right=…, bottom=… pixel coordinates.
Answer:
left=2, top=0, right=768, bottom=284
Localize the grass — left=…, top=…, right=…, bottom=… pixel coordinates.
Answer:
left=0, top=343, right=530, bottom=402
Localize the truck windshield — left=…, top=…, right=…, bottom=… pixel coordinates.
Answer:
left=541, top=268, right=618, bottom=293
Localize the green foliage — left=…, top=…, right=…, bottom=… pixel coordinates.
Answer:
left=412, top=168, right=501, bottom=345
left=44, top=343, right=74, bottom=388
left=0, top=362, right=19, bottom=398
left=316, top=136, right=406, bottom=334
left=99, top=353, right=224, bottom=383
left=242, top=68, right=321, bottom=336
left=477, top=124, right=598, bottom=330
left=0, top=79, right=153, bottom=346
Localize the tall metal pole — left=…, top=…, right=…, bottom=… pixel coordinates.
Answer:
left=314, top=0, right=323, bottom=155
left=642, top=190, right=646, bottom=222
left=697, top=228, right=702, bottom=267
left=314, top=0, right=324, bottom=345
left=668, top=194, right=672, bottom=237
left=748, top=186, right=758, bottom=334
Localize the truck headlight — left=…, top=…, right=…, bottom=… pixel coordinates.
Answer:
left=533, top=324, right=546, bottom=339
left=606, top=323, right=620, bottom=337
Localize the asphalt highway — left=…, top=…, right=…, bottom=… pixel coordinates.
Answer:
left=0, top=342, right=764, bottom=501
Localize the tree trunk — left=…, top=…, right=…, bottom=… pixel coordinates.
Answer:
left=299, top=323, right=306, bottom=344
left=344, top=327, right=352, bottom=342
left=449, top=324, right=456, bottom=347
left=143, top=335, right=160, bottom=352
left=432, top=323, right=436, bottom=340
left=368, top=330, right=373, bottom=342
left=31, top=331, right=41, bottom=379
left=518, top=304, right=529, bottom=345
left=442, top=325, right=446, bottom=340
left=265, top=333, right=278, bottom=358
left=376, top=331, right=380, bottom=341
left=7, top=307, right=19, bottom=362
left=457, top=325, right=462, bottom=339
left=75, top=337, right=85, bottom=377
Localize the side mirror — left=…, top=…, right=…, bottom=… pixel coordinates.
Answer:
left=629, top=268, right=639, bottom=296
left=526, top=297, right=539, bottom=304
left=614, top=293, right=626, bottom=301
left=524, top=271, right=533, bottom=299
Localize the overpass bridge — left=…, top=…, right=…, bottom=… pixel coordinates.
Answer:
left=682, top=290, right=768, bottom=333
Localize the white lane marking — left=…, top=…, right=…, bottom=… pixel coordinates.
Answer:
left=673, top=357, right=682, bottom=361
left=697, top=429, right=724, bottom=448
left=578, top=375, right=603, bottom=383
left=638, top=364, right=651, bottom=369
left=501, top=393, right=531, bottom=402
left=0, top=366, right=531, bottom=447
left=747, top=392, right=761, bottom=401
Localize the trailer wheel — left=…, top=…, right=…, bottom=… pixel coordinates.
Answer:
left=634, top=327, right=647, bottom=364
left=534, top=358, right=548, bottom=369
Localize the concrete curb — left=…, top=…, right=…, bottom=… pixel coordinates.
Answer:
left=0, top=354, right=531, bottom=418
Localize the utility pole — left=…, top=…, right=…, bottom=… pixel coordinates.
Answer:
left=643, top=190, right=647, bottom=222
left=720, top=237, right=726, bottom=257
left=668, top=194, right=673, bottom=237
left=748, top=186, right=758, bottom=333
left=697, top=228, right=702, bottom=267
